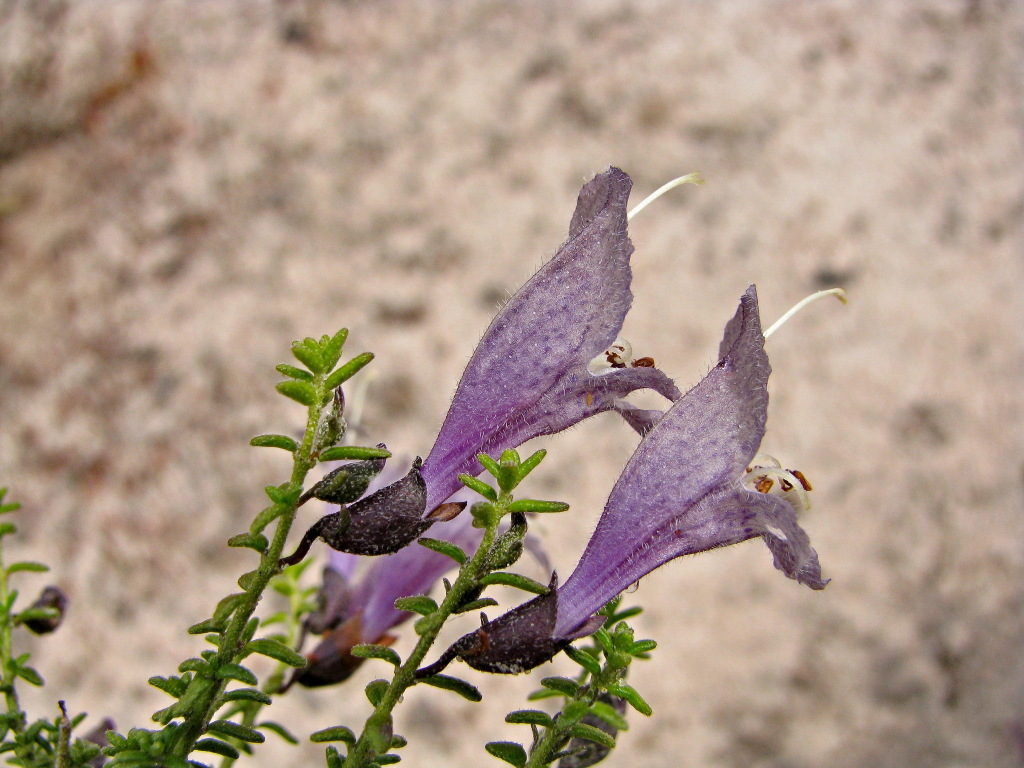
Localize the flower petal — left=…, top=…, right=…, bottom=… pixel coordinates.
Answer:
left=556, top=287, right=826, bottom=634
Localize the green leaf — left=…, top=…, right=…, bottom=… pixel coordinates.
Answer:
left=249, top=433, right=299, bottom=452
left=607, top=683, right=652, bottom=717
left=351, top=644, right=401, bottom=667
left=276, top=380, right=318, bottom=407
left=227, top=533, right=269, bottom=553
left=478, top=572, right=549, bottom=595
left=14, top=665, right=43, bottom=686
left=245, top=638, right=307, bottom=668
left=505, top=499, right=569, bottom=514
left=628, top=639, right=657, bottom=655
left=563, top=645, right=602, bottom=677
left=416, top=538, right=466, bottom=565
left=504, top=710, right=553, bottom=728
left=212, top=593, right=245, bottom=626
left=148, top=675, right=186, bottom=698
left=525, top=688, right=561, bottom=701
left=325, top=745, right=344, bottom=768
left=417, top=674, right=482, bottom=702
left=6, top=561, right=48, bottom=575
left=275, top=363, right=313, bottom=382
left=376, top=755, right=401, bottom=765
left=324, top=352, right=374, bottom=390
left=187, top=619, right=223, bottom=635
left=179, top=658, right=212, bottom=675
left=207, top=720, right=265, bottom=744
left=323, top=328, right=349, bottom=371
left=365, top=679, right=389, bottom=706
left=264, top=484, right=292, bottom=504
left=517, top=449, right=547, bottom=479
left=457, top=474, right=497, bottom=501
left=216, top=664, right=258, bottom=686
left=193, top=738, right=239, bottom=760
left=569, top=722, right=616, bottom=749
left=476, top=453, right=501, bottom=478
left=309, top=726, right=356, bottom=745
left=540, top=677, right=579, bottom=697
left=607, top=605, right=643, bottom=624
left=393, top=595, right=438, bottom=616
left=257, top=720, right=299, bottom=745
left=390, top=735, right=408, bottom=749
left=485, top=741, right=527, bottom=767
left=249, top=504, right=285, bottom=534
left=590, top=700, right=629, bottom=731
left=453, top=597, right=499, bottom=614
left=559, top=700, right=590, bottom=728
left=237, top=570, right=259, bottom=592
left=318, top=445, right=392, bottom=462
left=291, top=339, right=325, bottom=374
left=218, top=687, right=272, bottom=705
left=0, top=523, right=17, bottom=538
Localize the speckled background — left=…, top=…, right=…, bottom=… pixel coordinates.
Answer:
left=1, top=2, right=1022, bottom=766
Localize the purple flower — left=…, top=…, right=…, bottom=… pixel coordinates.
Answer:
left=290, top=168, right=680, bottom=558
left=443, top=287, right=828, bottom=675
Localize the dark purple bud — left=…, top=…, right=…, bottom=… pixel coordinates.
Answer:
left=21, top=585, right=68, bottom=635
left=303, top=444, right=388, bottom=506
left=282, top=459, right=433, bottom=563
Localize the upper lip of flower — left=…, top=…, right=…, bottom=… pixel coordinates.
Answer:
left=419, top=167, right=680, bottom=511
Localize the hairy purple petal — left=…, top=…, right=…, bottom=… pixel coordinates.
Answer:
left=420, top=168, right=679, bottom=510
left=555, top=286, right=827, bottom=635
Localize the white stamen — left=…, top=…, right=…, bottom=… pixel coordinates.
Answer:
left=627, top=172, right=705, bottom=221
left=588, top=337, right=633, bottom=373
left=763, top=288, right=847, bottom=340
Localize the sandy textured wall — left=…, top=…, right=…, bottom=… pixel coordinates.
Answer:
left=1, top=1, right=1022, bottom=766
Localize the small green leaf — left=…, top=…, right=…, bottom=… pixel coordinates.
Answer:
left=237, top=570, right=259, bottom=592
left=257, top=720, right=299, bottom=745
left=249, top=504, right=285, bottom=534
left=365, top=679, right=389, bottom=707
left=193, top=738, right=239, bottom=760
left=216, top=664, right=258, bottom=686
left=322, top=328, right=349, bottom=371
left=276, top=380, right=318, bottom=407
left=485, top=741, right=527, bottom=767
left=325, top=745, right=344, bottom=768
left=416, top=538, right=466, bottom=565
left=187, top=619, right=223, bottom=635
left=526, top=688, right=561, bottom=701
left=227, top=533, right=268, bottom=553
left=505, top=499, right=569, bottom=514
left=607, top=683, right=652, bottom=717
left=393, top=596, right=438, bottom=616
left=179, top=658, right=212, bottom=676
left=560, top=700, right=591, bottom=728
left=218, top=688, right=272, bottom=705
left=417, top=674, right=482, bottom=702
left=627, top=639, right=657, bottom=655
left=250, top=434, right=299, bottom=452
left=478, top=572, right=549, bottom=595
left=207, top=720, right=265, bottom=744
left=563, top=645, right=602, bottom=677
left=517, top=449, right=547, bottom=479
left=390, top=735, right=408, bottom=749
left=453, top=597, right=499, bottom=614
left=458, top=474, right=497, bottom=501
left=540, top=677, right=579, bottom=697
left=212, top=593, right=245, bottom=626
left=6, top=561, right=48, bottom=575
left=14, top=665, right=43, bottom=686
left=366, top=711, right=393, bottom=755
left=352, top=644, right=401, bottom=667
left=291, top=339, right=325, bottom=374
left=476, top=453, right=501, bottom=478
left=245, top=638, right=307, bottom=668
left=148, top=675, right=186, bottom=698
left=590, top=700, right=629, bottom=731
left=569, top=722, right=616, bottom=749
left=376, top=755, right=401, bottom=765
left=318, top=445, right=392, bottom=462
left=324, top=352, right=374, bottom=390
left=275, top=363, right=313, bottom=382
left=0, top=523, right=17, bottom=538
left=504, top=710, right=553, bottom=728
left=309, top=726, right=356, bottom=745
left=607, top=605, right=643, bottom=624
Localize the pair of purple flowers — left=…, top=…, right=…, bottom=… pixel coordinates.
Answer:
left=293, top=167, right=826, bottom=685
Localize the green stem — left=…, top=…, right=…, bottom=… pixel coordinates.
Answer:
left=0, top=534, right=27, bottom=756
left=342, top=520, right=501, bottom=768
left=168, top=373, right=329, bottom=759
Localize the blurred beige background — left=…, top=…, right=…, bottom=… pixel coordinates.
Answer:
left=1, top=1, right=1022, bottom=766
